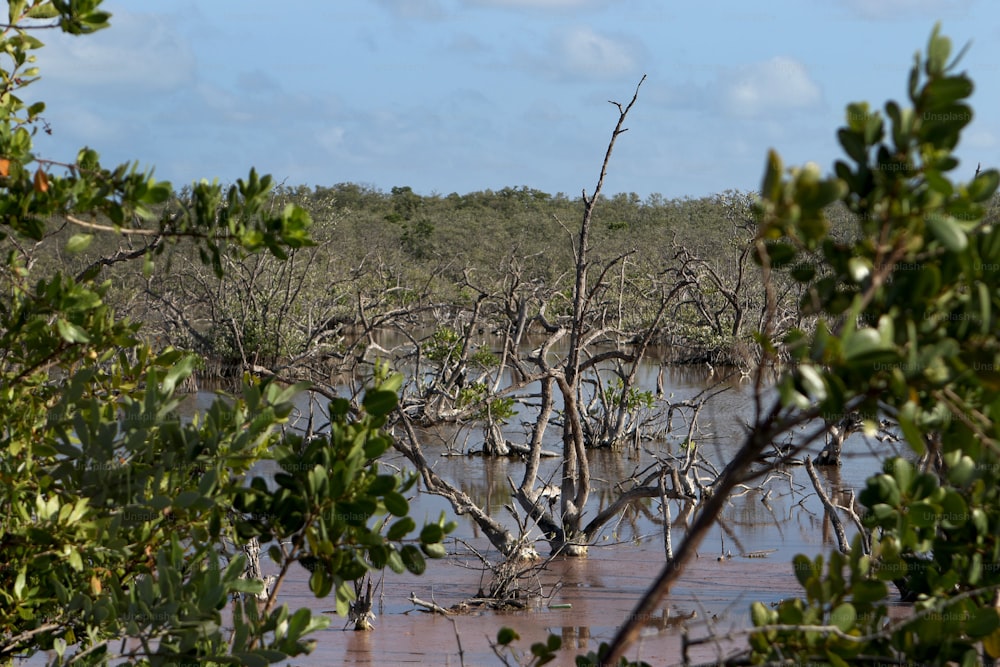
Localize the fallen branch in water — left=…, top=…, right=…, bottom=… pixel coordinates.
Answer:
left=409, top=592, right=453, bottom=616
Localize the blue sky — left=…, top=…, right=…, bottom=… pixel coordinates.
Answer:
left=26, top=0, right=999, bottom=199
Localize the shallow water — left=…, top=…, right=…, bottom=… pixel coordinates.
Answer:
left=23, top=364, right=900, bottom=666
left=270, top=373, right=892, bottom=666
left=196, top=364, right=893, bottom=666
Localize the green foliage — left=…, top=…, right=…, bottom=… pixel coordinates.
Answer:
left=750, top=24, right=1000, bottom=665
left=602, top=378, right=655, bottom=413
left=493, top=628, right=566, bottom=667
left=470, top=345, right=500, bottom=370
left=0, top=3, right=448, bottom=664
left=749, top=540, right=892, bottom=662
left=232, top=364, right=456, bottom=616
left=456, top=381, right=516, bottom=423
left=425, top=326, right=462, bottom=364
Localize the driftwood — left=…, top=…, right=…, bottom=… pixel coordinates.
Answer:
left=409, top=591, right=531, bottom=615
left=409, top=592, right=453, bottom=615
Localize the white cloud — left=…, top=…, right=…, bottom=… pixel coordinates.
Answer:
left=720, top=57, right=822, bottom=118
left=39, top=10, right=195, bottom=91
left=546, top=26, right=639, bottom=80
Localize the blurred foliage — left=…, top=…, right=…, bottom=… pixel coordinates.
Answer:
left=0, top=2, right=450, bottom=664
left=749, top=24, right=1000, bottom=666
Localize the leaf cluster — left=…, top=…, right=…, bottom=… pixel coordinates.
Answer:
left=749, top=24, right=1000, bottom=667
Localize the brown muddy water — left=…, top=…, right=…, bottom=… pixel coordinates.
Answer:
left=275, top=463, right=884, bottom=667
left=26, top=367, right=907, bottom=666
left=264, top=367, right=901, bottom=666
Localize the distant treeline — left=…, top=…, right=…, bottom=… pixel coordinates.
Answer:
left=24, top=182, right=997, bottom=377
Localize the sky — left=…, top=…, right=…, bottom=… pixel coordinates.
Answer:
left=24, top=0, right=1000, bottom=200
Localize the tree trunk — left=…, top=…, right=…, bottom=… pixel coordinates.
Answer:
left=481, top=420, right=510, bottom=456
left=816, top=413, right=861, bottom=466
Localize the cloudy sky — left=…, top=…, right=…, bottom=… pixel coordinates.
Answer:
left=26, top=0, right=999, bottom=199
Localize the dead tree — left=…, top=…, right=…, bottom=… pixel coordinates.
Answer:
left=394, top=77, right=711, bottom=560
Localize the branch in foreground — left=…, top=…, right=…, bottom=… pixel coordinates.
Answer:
left=601, top=399, right=840, bottom=665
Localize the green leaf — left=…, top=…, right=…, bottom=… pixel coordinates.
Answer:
left=826, top=650, right=850, bottom=667
left=851, top=578, right=887, bottom=605
left=926, top=213, right=967, bottom=252
left=789, top=263, right=815, bottom=282
left=908, top=501, right=938, bottom=528
left=328, top=397, right=351, bottom=418
left=837, top=128, right=867, bottom=163
left=231, top=653, right=268, bottom=667
left=419, top=523, right=444, bottom=545
left=285, top=608, right=312, bottom=642
left=161, top=354, right=197, bottom=395
left=798, top=364, right=827, bottom=401
left=309, top=563, right=333, bottom=598
left=384, top=491, right=409, bottom=517
left=968, top=169, right=1000, bottom=202
left=764, top=241, right=797, bottom=268
left=387, top=517, right=415, bottom=541
left=924, top=74, right=974, bottom=108
left=66, top=233, right=93, bottom=253
left=400, top=545, right=425, bottom=575
left=421, top=542, right=447, bottom=559
left=14, top=568, right=25, bottom=600
left=386, top=550, right=405, bottom=574
left=940, top=490, right=969, bottom=527
left=363, top=389, right=398, bottom=417
left=925, top=170, right=954, bottom=196
left=27, top=3, right=59, bottom=19
left=750, top=601, right=771, bottom=627
left=368, top=474, right=397, bottom=495
left=829, top=602, right=856, bottom=632
left=173, top=490, right=202, bottom=509
left=793, top=554, right=814, bottom=588
left=967, top=607, right=1000, bottom=638
left=230, top=578, right=264, bottom=595
left=56, top=319, right=91, bottom=343
left=67, top=548, right=83, bottom=572
left=843, top=328, right=892, bottom=363
left=897, top=405, right=926, bottom=456
left=497, top=627, right=520, bottom=646
left=926, top=23, right=951, bottom=76
left=948, top=455, right=976, bottom=486
left=890, top=457, right=914, bottom=494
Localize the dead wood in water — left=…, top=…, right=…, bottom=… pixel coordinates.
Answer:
left=805, top=456, right=851, bottom=554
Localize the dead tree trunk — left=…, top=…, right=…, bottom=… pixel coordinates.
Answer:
left=816, top=412, right=862, bottom=466
left=349, top=577, right=375, bottom=631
